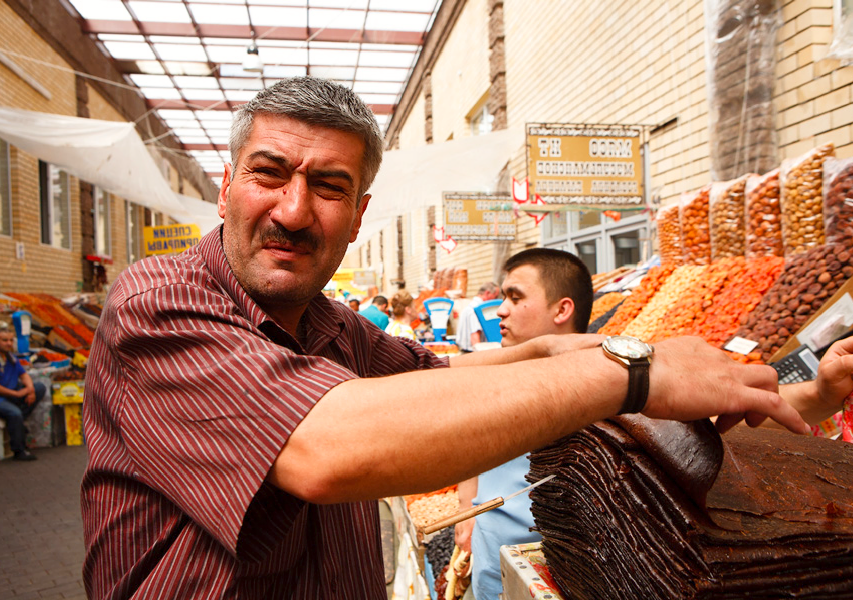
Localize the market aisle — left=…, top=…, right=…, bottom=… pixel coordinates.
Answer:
left=0, top=445, right=88, bottom=600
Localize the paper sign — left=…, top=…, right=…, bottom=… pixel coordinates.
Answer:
left=724, top=336, right=759, bottom=355
left=795, top=292, right=853, bottom=351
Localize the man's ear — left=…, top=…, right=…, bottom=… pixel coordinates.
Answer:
left=349, top=193, right=371, bottom=243
left=217, top=164, right=232, bottom=219
left=553, top=297, right=576, bottom=326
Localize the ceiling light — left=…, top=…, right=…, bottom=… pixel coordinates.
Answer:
left=243, top=44, right=263, bottom=73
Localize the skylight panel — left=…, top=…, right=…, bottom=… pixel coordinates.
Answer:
left=183, top=89, right=226, bottom=101
left=152, top=43, right=208, bottom=62
left=127, top=1, right=192, bottom=23
left=97, top=34, right=146, bottom=43
left=204, top=46, right=249, bottom=64
left=191, top=110, right=233, bottom=121
left=353, top=81, right=402, bottom=94
left=223, top=90, right=258, bottom=102
left=101, top=41, right=156, bottom=60
left=162, top=62, right=213, bottom=76
left=156, top=109, right=196, bottom=120
left=356, top=67, right=408, bottom=82
left=308, top=8, right=368, bottom=30
left=307, top=66, right=356, bottom=80
left=370, top=0, right=439, bottom=13
left=130, top=74, right=174, bottom=88
left=358, top=93, right=399, bottom=105
left=366, top=11, right=430, bottom=32
left=189, top=3, right=250, bottom=25
left=248, top=6, right=307, bottom=27
left=68, top=0, right=132, bottom=20
left=259, top=65, right=306, bottom=78
left=149, top=36, right=202, bottom=45
left=358, top=51, right=416, bottom=68
left=217, top=78, right=264, bottom=90
left=308, top=48, right=358, bottom=66
left=141, top=87, right=182, bottom=99
left=173, top=75, right=220, bottom=89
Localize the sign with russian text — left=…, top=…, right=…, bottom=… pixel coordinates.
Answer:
left=526, top=123, right=644, bottom=210
left=143, top=224, right=201, bottom=256
left=442, top=192, right=516, bottom=241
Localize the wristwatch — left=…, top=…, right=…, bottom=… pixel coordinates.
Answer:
left=601, top=335, right=654, bottom=414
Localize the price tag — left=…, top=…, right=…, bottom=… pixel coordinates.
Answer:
left=724, top=336, right=759, bottom=355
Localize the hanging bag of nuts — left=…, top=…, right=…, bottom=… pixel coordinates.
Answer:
left=745, top=169, right=783, bottom=259
left=780, top=143, right=834, bottom=257
left=709, top=175, right=750, bottom=261
left=680, top=185, right=712, bottom=266
left=656, top=203, right=684, bottom=267
left=823, top=156, right=853, bottom=247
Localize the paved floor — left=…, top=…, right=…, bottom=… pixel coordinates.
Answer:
left=0, top=445, right=88, bottom=600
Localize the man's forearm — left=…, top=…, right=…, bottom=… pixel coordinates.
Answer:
left=448, top=334, right=603, bottom=368
left=0, top=384, right=23, bottom=399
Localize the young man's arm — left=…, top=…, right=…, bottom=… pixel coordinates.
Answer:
left=18, top=372, right=37, bottom=405
left=269, top=336, right=806, bottom=504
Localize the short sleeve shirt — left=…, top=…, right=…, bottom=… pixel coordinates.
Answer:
left=81, top=227, right=449, bottom=600
left=0, top=353, right=25, bottom=390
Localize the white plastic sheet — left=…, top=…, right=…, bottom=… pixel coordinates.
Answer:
left=0, top=107, right=218, bottom=230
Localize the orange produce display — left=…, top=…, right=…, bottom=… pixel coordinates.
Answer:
left=589, top=292, right=626, bottom=324
left=680, top=186, right=711, bottom=266
left=622, top=265, right=707, bottom=340
left=597, top=266, right=675, bottom=336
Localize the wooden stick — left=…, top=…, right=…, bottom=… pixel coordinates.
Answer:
left=420, top=497, right=504, bottom=537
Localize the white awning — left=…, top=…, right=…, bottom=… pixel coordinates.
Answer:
left=353, top=126, right=526, bottom=249
left=0, top=106, right=219, bottom=233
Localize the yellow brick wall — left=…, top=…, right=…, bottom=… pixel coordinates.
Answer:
left=398, top=92, right=427, bottom=149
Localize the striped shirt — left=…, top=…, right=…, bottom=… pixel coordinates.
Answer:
left=81, top=227, right=449, bottom=600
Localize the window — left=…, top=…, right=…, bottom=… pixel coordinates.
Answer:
left=38, top=161, right=71, bottom=249
left=93, top=186, right=111, bottom=256
left=470, top=103, right=493, bottom=136
left=126, top=200, right=143, bottom=263
left=0, top=138, right=10, bottom=237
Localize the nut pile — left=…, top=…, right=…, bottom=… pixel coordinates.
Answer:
left=780, top=143, right=834, bottom=256
left=823, top=157, right=853, bottom=246
left=745, top=169, right=784, bottom=258
left=690, top=255, right=784, bottom=347
left=734, top=243, right=853, bottom=361
left=623, top=265, right=707, bottom=340
left=589, top=292, right=627, bottom=324
left=598, top=266, right=675, bottom=335
left=680, top=186, right=712, bottom=265
left=650, top=259, right=735, bottom=342
left=656, top=203, right=683, bottom=267
left=407, top=489, right=460, bottom=529
left=710, top=176, right=748, bottom=260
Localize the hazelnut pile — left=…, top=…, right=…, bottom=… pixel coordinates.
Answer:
left=780, top=143, right=834, bottom=256
left=823, top=157, right=853, bottom=246
left=407, top=489, right=460, bottom=529
left=734, top=243, right=853, bottom=361
left=656, top=203, right=683, bottom=267
left=681, top=186, right=712, bottom=265
left=745, top=169, right=783, bottom=258
left=710, top=176, right=748, bottom=260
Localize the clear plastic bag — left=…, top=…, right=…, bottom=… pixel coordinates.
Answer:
left=745, top=169, right=783, bottom=259
left=780, top=143, right=834, bottom=256
left=823, top=156, right=853, bottom=246
left=680, top=185, right=711, bottom=266
left=710, top=175, right=749, bottom=260
left=656, top=203, right=683, bottom=267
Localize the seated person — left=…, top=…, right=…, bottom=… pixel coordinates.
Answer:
left=0, top=324, right=46, bottom=461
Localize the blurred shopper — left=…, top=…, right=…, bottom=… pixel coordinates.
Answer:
left=385, top=291, right=417, bottom=341
left=456, top=282, right=500, bottom=352
left=360, top=294, right=389, bottom=330
left=348, top=297, right=361, bottom=312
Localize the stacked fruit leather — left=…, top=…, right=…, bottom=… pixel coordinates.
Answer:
left=528, top=416, right=853, bottom=599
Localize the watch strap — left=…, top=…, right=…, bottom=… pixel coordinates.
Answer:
left=619, top=359, right=650, bottom=414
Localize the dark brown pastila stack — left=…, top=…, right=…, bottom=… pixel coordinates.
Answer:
left=528, top=417, right=853, bottom=599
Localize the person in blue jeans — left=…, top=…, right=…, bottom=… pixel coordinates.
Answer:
left=0, top=324, right=46, bottom=461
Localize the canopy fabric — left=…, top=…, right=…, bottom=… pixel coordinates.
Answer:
left=354, top=126, right=526, bottom=249
left=0, top=106, right=210, bottom=221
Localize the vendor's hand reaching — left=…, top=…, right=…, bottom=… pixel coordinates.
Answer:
left=814, top=336, right=853, bottom=416
left=454, top=518, right=473, bottom=554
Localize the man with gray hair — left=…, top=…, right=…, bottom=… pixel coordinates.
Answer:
left=81, top=77, right=809, bottom=599
left=456, top=281, right=501, bottom=352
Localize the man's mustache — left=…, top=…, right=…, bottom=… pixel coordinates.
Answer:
left=259, top=226, right=320, bottom=252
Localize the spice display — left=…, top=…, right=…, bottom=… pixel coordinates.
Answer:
left=680, top=186, right=711, bottom=265
left=780, top=143, right=834, bottom=256
left=622, top=266, right=707, bottom=340
left=745, top=169, right=783, bottom=258
left=689, top=255, right=784, bottom=347
left=709, top=176, right=748, bottom=260
left=597, top=267, right=675, bottom=336
left=407, top=488, right=460, bottom=529
left=529, top=417, right=853, bottom=599
left=734, top=243, right=853, bottom=361
left=823, top=157, right=853, bottom=246
left=650, top=260, right=735, bottom=342
left=589, top=292, right=626, bottom=324
left=656, top=203, right=683, bottom=267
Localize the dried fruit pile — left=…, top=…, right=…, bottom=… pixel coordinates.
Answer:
left=734, top=244, right=853, bottom=361
left=681, top=186, right=711, bottom=265
left=597, top=267, right=675, bottom=335
left=589, top=292, right=626, bottom=324
left=623, top=266, right=707, bottom=340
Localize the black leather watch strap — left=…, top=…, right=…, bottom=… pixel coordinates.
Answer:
left=619, top=359, right=650, bottom=414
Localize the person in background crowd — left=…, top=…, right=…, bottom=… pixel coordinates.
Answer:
left=81, top=76, right=812, bottom=600
left=455, top=248, right=593, bottom=600
left=456, top=282, right=501, bottom=352
left=385, top=290, right=417, bottom=341
left=348, top=297, right=361, bottom=312
left=0, top=323, right=46, bottom=461
left=360, top=294, right=389, bottom=330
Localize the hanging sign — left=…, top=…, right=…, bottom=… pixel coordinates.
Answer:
left=143, top=224, right=201, bottom=256
left=526, top=123, right=644, bottom=210
left=442, top=192, right=516, bottom=241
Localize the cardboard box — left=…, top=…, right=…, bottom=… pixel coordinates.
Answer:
left=500, top=542, right=565, bottom=600
left=63, top=403, right=84, bottom=446
left=52, top=380, right=84, bottom=405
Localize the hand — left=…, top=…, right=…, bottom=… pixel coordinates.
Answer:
left=814, top=336, right=853, bottom=415
left=454, top=517, right=473, bottom=554
left=24, top=389, right=36, bottom=405
left=641, top=337, right=808, bottom=435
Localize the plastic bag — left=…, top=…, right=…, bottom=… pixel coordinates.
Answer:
left=745, top=169, right=783, bottom=258
left=780, top=143, right=834, bottom=256
left=823, top=156, right=853, bottom=246
left=656, top=203, right=683, bottom=267
left=710, top=175, right=749, bottom=260
left=680, top=185, right=711, bottom=266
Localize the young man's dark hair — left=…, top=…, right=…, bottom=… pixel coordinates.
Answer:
left=372, top=295, right=388, bottom=307
left=503, top=248, right=593, bottom=332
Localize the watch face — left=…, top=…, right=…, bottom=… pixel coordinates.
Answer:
left=604, top=335, right=653, bottom=359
